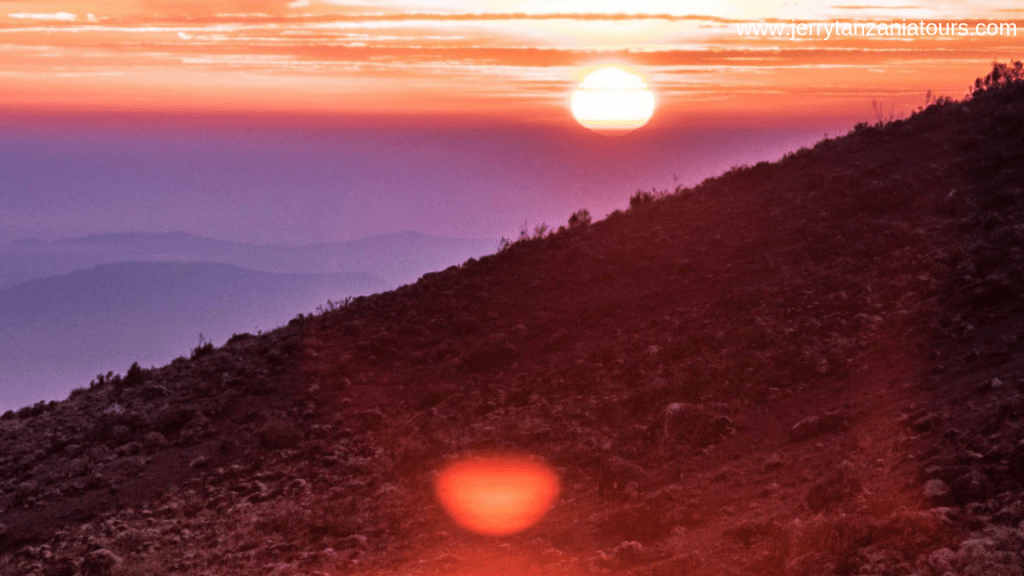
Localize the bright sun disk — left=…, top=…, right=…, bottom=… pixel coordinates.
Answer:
left=571, top=65, right=655, bottom=134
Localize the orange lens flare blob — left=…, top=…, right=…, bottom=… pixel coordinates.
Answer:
left=434, top=456, right=560, bottom=536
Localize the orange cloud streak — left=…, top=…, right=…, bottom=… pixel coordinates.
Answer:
left=1, top=1, right=1020, bottom=123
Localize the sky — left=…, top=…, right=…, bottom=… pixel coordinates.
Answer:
left=1, top=0, right=1020, bottom=119
left=1, top=1, right=1022, bottom=243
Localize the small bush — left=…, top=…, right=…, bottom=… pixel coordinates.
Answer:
left=315, top=296, right=353, bottom=315
left=971, top=59, right=1024, bottom=95
left=225, top=332, right=252, bottom=345
left=190, top=334, right=215, bottom=360
left=90, top=371, right=115, bottom=389
left=68, top=386, right=89, bottom=400
left=629, top=189, right=656, bottom=209
left=16, top=400, right=50, bottom=420
left=568, top=208, right=592, bottom=229
left=122, top=362, right=145, bottom=388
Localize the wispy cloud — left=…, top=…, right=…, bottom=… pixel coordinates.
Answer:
left=8, top=11, right=75, bottom=20
left=0, top=1, right=1020, bottom=119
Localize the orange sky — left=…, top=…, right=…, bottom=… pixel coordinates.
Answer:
left=2, top=1, right=1021, bottom=124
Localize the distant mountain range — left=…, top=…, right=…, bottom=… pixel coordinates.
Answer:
left=0, top=231, right=494, bottom=410
left=0, top=231, right=495, bottom=291
left=0, top=261, right=387, bottom=411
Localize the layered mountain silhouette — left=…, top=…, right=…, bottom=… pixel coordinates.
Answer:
left=1, top=64, right=1024, bottom=576
left=0, top=231, right=494, bottom=291
left=0, top=232, right=493, bottom=411
left=0, top=229, right=495, bottom=289
left=0, top=262, right=387, bottom=411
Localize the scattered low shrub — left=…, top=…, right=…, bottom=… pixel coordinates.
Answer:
left=225, top=332, right=252, bottom=346
left=970, top=59, right=1024, bottom=95
left=568, top=209, right=592, bottom=229
left=121, top=362, right=145, bottom=388
left=629, top=189, right=656, bottom=209
left=190, top=334, right=215, bottom=360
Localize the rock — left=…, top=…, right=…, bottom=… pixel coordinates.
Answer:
left=955, top=534, right=1024, bottom=575
left=806, top=461, right=862, bottom=512
left=911, top=412, right=942, bottom=433
left=119, top=441, right=142, bottom=456
left=662, top=403, right=733, bottom=449
left=189, top=455, right=208, bottom=468
left=608, top=541, right=645, bottom=567
left=923, top=547, right=957, bottom=574
left=354, top=409, right=386, bottom=431
left=993, top=501, right=1024, bottom=525
left=266, top=563, right=297, bottom=576
left=338, top=534, right=368, bottom=550
left=763, top=453, right=785, bottom=472
left=975, top=378, right=1005, bottom=394
left=954, top=469, right=994, bottom=504
left=599, top=455, right=646, bottom=498
left=43, top=556, right=76, bottom=576
left=1010, top=440, right=1024, bottom=477
left=923, top=479, right=953, bottom=506
left=789, top=411, right=849, bottom=442
left=140, top=384, right=168, bottom=400
left=143, top=431, right=168, bottom=452
left=80, top=548, right=121, bottom=576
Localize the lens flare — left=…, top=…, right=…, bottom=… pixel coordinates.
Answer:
left=434, top=456, right=560, bottom=535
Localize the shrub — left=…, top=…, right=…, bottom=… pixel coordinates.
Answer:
left=568, top=208, right=592, bottom=229
left=225, top=332, right=252, bottom=345
left=971, top=59, right=1024, bottom=94
left=122, top=362, right=145, bottom=388
left=629, top=189, right=656, bottom=209
left=190, top=334, right=214, bottom=360
left=91, top=371, right=115, bottom=389
left=16, top=400, right=50, bottom=420
left=315, top=296, right=353, bottom=315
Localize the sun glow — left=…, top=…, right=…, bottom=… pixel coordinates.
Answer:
left=434, top=456, right=560, bottom=535
left=571, top=65, right=655, bottom=134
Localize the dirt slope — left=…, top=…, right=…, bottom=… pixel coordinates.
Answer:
left=2, top=64, right=1024, bottom=576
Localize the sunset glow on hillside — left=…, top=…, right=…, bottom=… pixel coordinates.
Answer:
left=1, top=1, right=1020, bottom=123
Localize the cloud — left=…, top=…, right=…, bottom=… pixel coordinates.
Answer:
left=288, top=0, right=311, bottom=7
left=8, top=12, right=76, bottom=21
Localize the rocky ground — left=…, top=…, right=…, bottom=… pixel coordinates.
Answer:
left=2, top=64, right=1024, bottom=576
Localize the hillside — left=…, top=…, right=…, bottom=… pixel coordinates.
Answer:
left=2, top=64, right=1024, bottom=576
left=0, top=262, right=388, bottom=411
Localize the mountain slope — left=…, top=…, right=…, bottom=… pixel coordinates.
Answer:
left=1, top=67, right=1024, bottom=576
left=0, top=262, right=387, bottom=411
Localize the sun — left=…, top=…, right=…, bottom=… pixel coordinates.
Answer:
left=571, top=65, right=656, bottom=134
